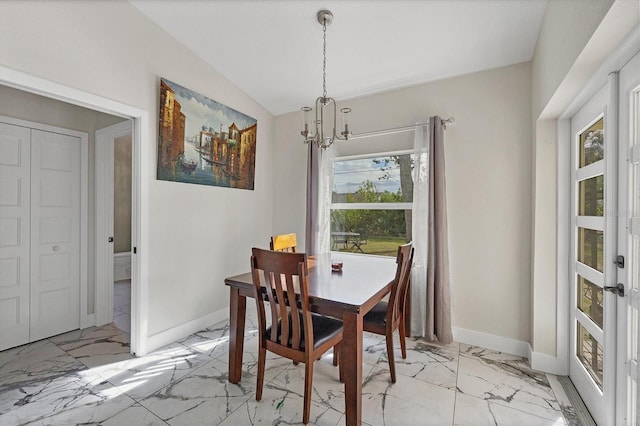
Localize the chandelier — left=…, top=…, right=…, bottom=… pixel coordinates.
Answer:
left=300, top=10, right=351, bottom=149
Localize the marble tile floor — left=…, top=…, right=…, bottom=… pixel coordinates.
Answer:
left=0, top=309, right=581, bottom=425
left=113, top=280, right=131, bottom=334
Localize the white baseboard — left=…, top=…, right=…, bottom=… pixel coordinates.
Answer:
left=453, top=327, right=530, bottom=358
left=528, top=345, right=567, bottom=375
left=145, top=307, right=229, bottom=354
left=453, top=327, right=567, bottom=375
left=114, top=251, right=131, bottom=281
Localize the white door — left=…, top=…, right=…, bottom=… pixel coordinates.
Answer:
left=0, top=123, right=31, bottom=351
left=29, top=129, right=81, bottom=341
left=570, top=81, right=618, bottom=425
left=95, top=120, right=132, bottom=326
left=619, top=50, right=640, bottom=425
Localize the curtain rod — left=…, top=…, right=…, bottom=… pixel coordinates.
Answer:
left=348, top=117, right=455, bottom=140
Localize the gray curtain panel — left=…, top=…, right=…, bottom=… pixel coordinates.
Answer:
left=426, top=116, right=453, bottom=343
left=305, top=143, right=320, bottom=255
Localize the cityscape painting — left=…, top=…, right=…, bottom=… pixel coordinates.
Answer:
left=157, top=78, right=258, bottom=190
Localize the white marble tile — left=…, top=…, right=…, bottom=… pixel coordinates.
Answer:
left=361, top=364, right=456, bottom=425
left=460, top=344, right=531, bottom=369
left=219, top=384, right=344, bottom=426
left=0, top=310, right=583, bottom=426
left=114, top=294, right=130, bottom=310
left=178, top=321, right=234, bottom=360
left=116, top=303, right=131, bottom=315
left=138, top=357, right=256, bottom=425
left=88, top=342, right=214, bottom=401
left=49, top=323, right=123, bottom=344
left=0, top=340, right=84, bottom=387
left=114, top=312, right=131, bottom=334
left=457, top=352, right=563, bottom=421
left=103, top=403, right=167, bottom=425
left=268, top=354, right=351, bottom=415
left=0, top=367, right=136, bottom=425
left=454, top=392, right=567, bottom=425
left=51, top=325, right=133, bottom=369
left=361, top=332, right=387, bottom=366
left=240, top=337, right=300, bottom=381
left=377, top=337, right=459, bottom=389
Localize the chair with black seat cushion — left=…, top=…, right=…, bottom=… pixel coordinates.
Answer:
left=363, top=242, right=414, bottom=383
left=250, top=248, right=343, bottom=424
left=270, top=233, right=297, bottom=252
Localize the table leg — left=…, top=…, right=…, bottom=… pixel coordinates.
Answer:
left=342, top=312, right=363, bottom=426
left=228, top=287, right=246, bottom=383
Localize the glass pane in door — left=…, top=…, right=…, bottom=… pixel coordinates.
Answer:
left=578, top=175, right=604, bottom=216
left=579, top=117, right=604, bottom=167
left=578, top=276, right=603, bottom=328
left=577, top=323, right=604, bottom=389
left=578, top=228, right=604, bottom=272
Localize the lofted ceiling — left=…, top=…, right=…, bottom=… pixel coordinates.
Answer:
left=131, top=0, right=547, bottom=116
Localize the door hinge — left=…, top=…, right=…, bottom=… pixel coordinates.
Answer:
left=614, top=255, right=624, bottom=268
left=604, top=283, right=624, bottom=297
left=133, top=247, right=137, bottom=254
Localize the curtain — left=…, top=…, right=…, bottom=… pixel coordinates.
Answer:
left=411, top=116, right=453, bottom=343
left=305, top=145, right=334, bottom=255
left=305, top=144, right=319, bottom=254
left=317, top=147, right=335, bottom=254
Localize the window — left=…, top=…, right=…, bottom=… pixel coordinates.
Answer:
left=330, top=151, right=414, bottom=256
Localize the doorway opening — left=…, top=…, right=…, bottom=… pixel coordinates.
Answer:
left=0, top=67, right=149, bottom=356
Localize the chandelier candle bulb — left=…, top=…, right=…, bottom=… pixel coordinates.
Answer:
left=301, top=107, right=313, bottom=139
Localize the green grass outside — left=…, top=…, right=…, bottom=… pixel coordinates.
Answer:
left=336, top=235, right=407, bottom=257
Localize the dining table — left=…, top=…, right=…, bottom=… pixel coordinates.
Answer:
left=225, top=252, right=397, bottom=426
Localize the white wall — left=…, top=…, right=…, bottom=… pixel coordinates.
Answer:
left=0, top=1, right=275, bottom=339
left=530, top=0, right=639, bottom=364
left=274, top=62, right=534, bottom=344
left=531, top=0, right=614, bottom=120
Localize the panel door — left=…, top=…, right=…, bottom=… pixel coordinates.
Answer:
left=29, top=129, right=81, bottom=340
left=570, top=81, right=618, bottom=425
left=0, top=123, right=31, bottom=351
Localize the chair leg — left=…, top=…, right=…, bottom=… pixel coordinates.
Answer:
left=385, top=332, right=396, bottom=383
left=333, top=344, right=339, bottom=366
left=338, top=343, right=344, bottom=383
left=398, top=321, right=407, bottom=359
left=256, top=346, right=266, bottom=401
left=303, top=361, right=314, bottom=424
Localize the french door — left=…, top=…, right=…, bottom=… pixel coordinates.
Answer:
left=569, top=49, right=640, bottom=425
left=570, top=80, right=618, bottom=426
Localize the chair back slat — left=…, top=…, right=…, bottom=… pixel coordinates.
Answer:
left=250, top=248, right=310, bottom=351
left=388, top=243, right=414, bottom=326
left=270, top=233, right=297, bottom=252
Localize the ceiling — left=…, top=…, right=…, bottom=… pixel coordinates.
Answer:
left=131, top=1, right=547, bottom=116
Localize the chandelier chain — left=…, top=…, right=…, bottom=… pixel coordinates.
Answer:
left=322, top=18, right=327, bottom=99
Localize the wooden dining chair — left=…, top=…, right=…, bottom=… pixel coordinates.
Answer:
left=363, top=242, right=414, bottom=383
left=270, top=233, right=297, bottom=252
left=250, top=248, right=343, bottom=424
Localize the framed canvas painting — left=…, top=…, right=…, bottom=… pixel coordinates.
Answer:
left=157, top=78, right=258, bottom=190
